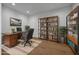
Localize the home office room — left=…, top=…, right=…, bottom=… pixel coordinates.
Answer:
left=0, top=3, right=79, bottom=55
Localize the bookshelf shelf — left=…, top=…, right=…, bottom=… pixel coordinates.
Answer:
left=66, top=6, right=79, bottom=54
left=38, top=16, right=59, bottom=42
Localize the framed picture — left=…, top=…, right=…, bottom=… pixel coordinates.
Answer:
left=10, top=17, right=22, bottom=26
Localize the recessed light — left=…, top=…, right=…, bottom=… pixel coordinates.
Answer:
left=26, top=11, right=30, bottom=14
left=12, top=3, right=16, bottom=6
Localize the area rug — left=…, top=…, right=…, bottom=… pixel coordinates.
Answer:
left=2, top=39, right=42, bottom=55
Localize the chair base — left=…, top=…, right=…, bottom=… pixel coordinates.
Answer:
left=24, top=41, right=32, bottom=47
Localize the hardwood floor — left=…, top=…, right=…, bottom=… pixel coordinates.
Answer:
left=2, top=39, right=74, bottom=55
left=29, top=39, right=74, bottom=55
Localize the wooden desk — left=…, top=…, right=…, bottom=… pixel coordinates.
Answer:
left=3, top=32, right=22, bottom=48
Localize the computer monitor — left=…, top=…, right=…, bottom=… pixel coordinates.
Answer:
left=17, top=27, right=22, bottom=32
left=25, top=25, right=30, bottom=31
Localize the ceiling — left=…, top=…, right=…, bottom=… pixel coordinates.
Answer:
left=3, top=3, right=72, bottom=15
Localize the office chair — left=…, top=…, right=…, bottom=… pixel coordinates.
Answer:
left=21, top=28, right=34, bottom=47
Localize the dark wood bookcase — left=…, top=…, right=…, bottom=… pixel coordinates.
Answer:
left=38, top=16, right=59, bottom=42
left=66, top=6, right=79, bottom=54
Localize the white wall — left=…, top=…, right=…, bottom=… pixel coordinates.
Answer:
left=0, top=3, right=1, bottom=54
left=28, top=16, right=39, bottom=37
left=2, top=5, right=28, bottom=33
left=28, top=6, right=72, bottom=37
left=1, top=4, right=73, bottom=38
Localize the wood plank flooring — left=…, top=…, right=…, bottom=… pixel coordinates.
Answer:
left=29, top=39, right=74, bottom=55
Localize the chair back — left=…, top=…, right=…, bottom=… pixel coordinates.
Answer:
left=27, top=28, right=34, bottom=39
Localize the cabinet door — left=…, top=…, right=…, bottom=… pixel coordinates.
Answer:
left=3, top=35, right=11, bottom=47
left=10, top=34, right=17, bottom=46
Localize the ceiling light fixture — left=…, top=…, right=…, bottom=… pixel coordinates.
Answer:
left=26, top=11, right=30, bottom=14
left=12, top=3, right=16, bottom=6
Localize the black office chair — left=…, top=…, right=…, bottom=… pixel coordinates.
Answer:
left=22, top=28, right=34, bottom=47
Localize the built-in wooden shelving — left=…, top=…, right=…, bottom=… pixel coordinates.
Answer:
left=66, top=6, right=79, bottom=54
left=38, top=16, right=59, bottom=42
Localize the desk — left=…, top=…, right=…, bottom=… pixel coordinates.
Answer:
left=3, top=32, right=22, bottom=48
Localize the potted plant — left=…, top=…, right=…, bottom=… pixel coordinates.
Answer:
left=59, top=26, right=67, bottom=44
